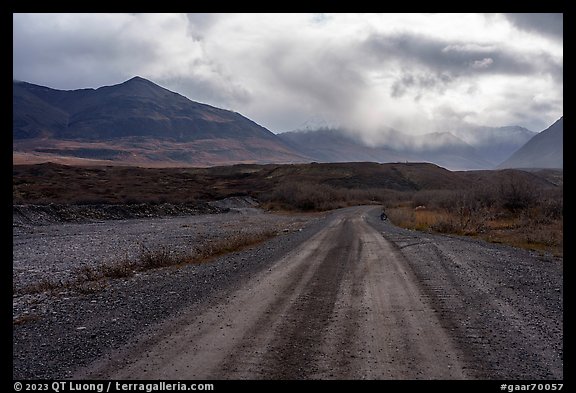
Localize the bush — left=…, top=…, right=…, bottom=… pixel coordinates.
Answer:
left=262, top=181, right=403, bottom=211
left=139, top=245, right=180, bottom=269
left=540, top=189, right=563, bottom=220
left=431, top=219, right=459, bottom=234
left=386, top=207, right=415, bottom=228
left=497, top=177, right=538, bottom=213
left=264, top=181, right=346, bottom=211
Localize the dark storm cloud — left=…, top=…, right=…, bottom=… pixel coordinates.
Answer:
left=504, top=13, right=563, bottom=40
left=12, top=14, right=165, bottom=89
left=365, top=32, right=543, bottom=76
left=390, top=73, right=453, bottom=99
left=363, top=31, right=562, bottom=100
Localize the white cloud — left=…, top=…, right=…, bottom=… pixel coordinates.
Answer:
left=13, top=13, right=563, bottom=136
left=471, top=58, right=494, bottom=69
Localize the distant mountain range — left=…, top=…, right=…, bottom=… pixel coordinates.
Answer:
left=13, top=77, right=308, bottom=166
left=13, top=76, right=561, bottom=170
left=278, top=125, right=536, bottom=171
left=498, top=117, right=563, bottom=169
left=450, top=125, right=537, bottom=166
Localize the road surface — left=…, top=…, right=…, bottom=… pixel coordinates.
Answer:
left=74, top=206, right=562, bottom=380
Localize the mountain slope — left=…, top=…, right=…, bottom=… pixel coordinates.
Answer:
left=13, top=82, right=70, bottom=139
left=279, top=127, right=493, bottom=170
left=12, top=161, right=478, bottom=206
left=279, top=128, right=406, bottom=163
left=402, top=131, right=493, bottom=170
left=13, top=77, right=309, bottom=166
left=452, top=125, right=536, bottom=166
left=498, top=117, right=563, bottom=169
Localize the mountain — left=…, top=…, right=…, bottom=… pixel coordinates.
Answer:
left=400, top=131, right=494, bottom=170
left=279, top=128, right=406, bottom=163
left=498, top=117, right=563, bottom=169
left=13, top=76, right=553, bottom=170
left=279, top=127, right=493, bottom=170
left=13, top=77, right=309, bottom=166
left=451, top=125, right=536, bottom=166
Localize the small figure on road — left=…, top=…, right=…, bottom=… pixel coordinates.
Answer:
left=380, top=210, right=388, bottom=221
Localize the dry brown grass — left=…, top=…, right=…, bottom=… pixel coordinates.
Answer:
left=483, top=217, right=563, bottom=256
left=386, top=207, right=416, bottom=229
left=383, top=175, right=563, bottom=257
left=387, top=206, right=562, bottom=256
left=17, top=279, right=63, bottom=295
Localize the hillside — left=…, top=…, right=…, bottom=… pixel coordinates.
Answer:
left=13, top=77, right=309, bottom=166
left=13, top=76, right=557, bottom=170
left=13, top=161, right=557, bottom=206
left=498, top=117, right=563, bottom=169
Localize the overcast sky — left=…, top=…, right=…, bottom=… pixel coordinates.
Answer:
left=13, top=13, right=563, bottom=136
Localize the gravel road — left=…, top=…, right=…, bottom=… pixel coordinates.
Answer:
left=13, top=206, right=562, bottom=380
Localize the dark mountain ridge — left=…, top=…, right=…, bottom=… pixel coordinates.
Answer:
left=14, top=76, right=282, bottom=142
left=13, top=77, right=308, bottom=166
left=451, top=125, right=536, bottom=165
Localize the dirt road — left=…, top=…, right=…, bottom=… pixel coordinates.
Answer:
left=16, top=206, right=562, bottom=380
left=78, top=207, right=468, bottom=379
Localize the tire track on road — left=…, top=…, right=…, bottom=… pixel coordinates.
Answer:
left=79, top=206, right=469, bottom=379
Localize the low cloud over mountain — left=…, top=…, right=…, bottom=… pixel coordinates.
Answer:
left=13, top=76, right=558, bottom=171
left=279, top=124, right=535, bottom=171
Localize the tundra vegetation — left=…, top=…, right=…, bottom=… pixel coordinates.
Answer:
left=13, top=162, right=562, bottom=259
left=259, top=176, right=562, bottom=257
left=384, top=179, right=563, bottom=257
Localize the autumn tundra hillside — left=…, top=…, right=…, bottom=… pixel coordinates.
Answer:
left=13, top=161, right=562, bottom=255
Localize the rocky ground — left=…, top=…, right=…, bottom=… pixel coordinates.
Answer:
left=12, top=205, right=327, bottom=379
left=13, top=198, right=286, bottom=291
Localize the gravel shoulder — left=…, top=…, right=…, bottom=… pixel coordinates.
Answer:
left=13, top=208, right=327, bottom=379
left=367, top=213, right=563, bottom=379
left=13, top=204, right=308, bottom=292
